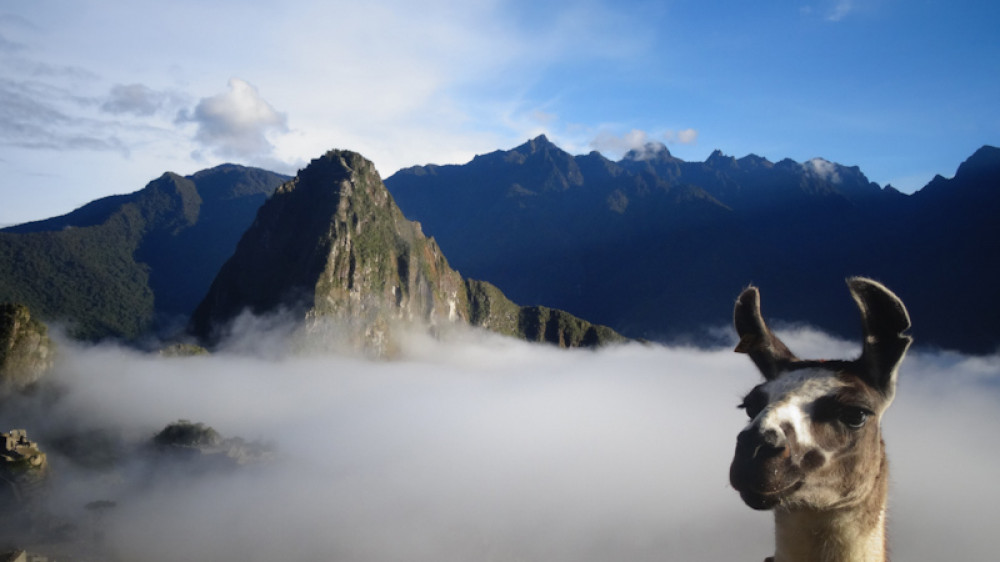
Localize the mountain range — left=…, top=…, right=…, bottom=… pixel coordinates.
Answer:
left=385, top=136, right=1000, bottom=353
left=0, top=138, right=997, bottom=354
left=0, top=150, right=621, bottom=354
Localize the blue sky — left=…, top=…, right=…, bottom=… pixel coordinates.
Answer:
left=1, top=0, right=998, bottom=225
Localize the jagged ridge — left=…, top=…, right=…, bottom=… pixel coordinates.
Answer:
left=386, top=136, right=1000, bottom=353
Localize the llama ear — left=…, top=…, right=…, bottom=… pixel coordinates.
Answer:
left=847, top=277, right=912, bottom=398
left=734, top=286, right=798, bottom=380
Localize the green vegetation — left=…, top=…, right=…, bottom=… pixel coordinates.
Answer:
left=518, top=306, right=626, bottom=348
left=0, top=166, right=285, bottom=342
left=464, top=279, right=521, bottom=337
left=0, top=206, right=154, bottom=340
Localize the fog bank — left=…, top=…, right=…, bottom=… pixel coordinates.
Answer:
left=3, top=327, right=998, bottom=561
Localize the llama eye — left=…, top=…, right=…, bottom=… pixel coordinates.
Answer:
left=738, top=389, right=768, bottom=420
left=738, top=399, right=765, bottom=419
left=838, top=407, right=870, bottom=429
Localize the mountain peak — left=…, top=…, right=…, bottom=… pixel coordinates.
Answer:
left=622, top=141, right=673, bottom=162
left=516, top=134, right=560, bottom=155
left=737, top=154, right=772, bottom=168
left=706, top=149, right=737, bottom=168
left=189, top=149, right=459, bottom=352
left=954, top=145, right=1000, bottom=181
left=188, top=164, right=288, bottom=201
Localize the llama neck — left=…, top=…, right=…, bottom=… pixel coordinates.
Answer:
left=772, top=452, right=889, bottom=562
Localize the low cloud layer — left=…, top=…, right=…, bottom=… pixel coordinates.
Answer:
left=3, top=326, right=998, bottom=561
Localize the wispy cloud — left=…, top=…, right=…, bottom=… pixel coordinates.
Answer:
left=0, top=77, right=128, bottom=154
left=827, top=0, right=855, bottom=21
left=0, top=32, right=24, bottom=53
left=102, top=83, right=183, bottom=117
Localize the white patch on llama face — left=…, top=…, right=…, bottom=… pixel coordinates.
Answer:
left=751, top=368, right=847, bottom=449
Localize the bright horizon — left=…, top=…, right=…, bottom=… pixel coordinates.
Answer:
left=1, top=0, right=998, bottom=225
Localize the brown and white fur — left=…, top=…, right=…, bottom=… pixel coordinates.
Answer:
left=729, top=277, right=911, bottom=562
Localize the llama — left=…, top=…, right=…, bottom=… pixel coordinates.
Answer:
left=729, top=277, right=911, bottom=562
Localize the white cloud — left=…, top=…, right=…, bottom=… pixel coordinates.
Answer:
left=588, top=128, right=698, bottom=160
left=590, top=128, right=654, bottom=155
left=4, top=325, right=998, bottom=561
left=804, top=157, right=842, bottom=183
left=670, top=128, right=699, bottom=145
left=178, top=78, right=288, bottom=160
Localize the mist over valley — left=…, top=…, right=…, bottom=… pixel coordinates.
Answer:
left=1, top=324, right=997, bottom=561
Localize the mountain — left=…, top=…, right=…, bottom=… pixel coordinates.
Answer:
left=189, top=150, right=623, bottom=354
left=0, top=165, right=288, bottom=341
left=385, top=137, right=1000, bottom=353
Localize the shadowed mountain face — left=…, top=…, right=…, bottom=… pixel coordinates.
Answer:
left=386, top=138, right=1000, bottom=353
left=189, top=150, right=623, bottom=353
left=0, top=165, right=288, bottom=341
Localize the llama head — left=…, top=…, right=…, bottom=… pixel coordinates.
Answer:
left=729, top=277, right=911, bottom=512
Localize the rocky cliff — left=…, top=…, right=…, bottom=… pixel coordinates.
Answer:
left=190, top=150, right=622, bottom=353
left=0, top=304, right=54, bottom=395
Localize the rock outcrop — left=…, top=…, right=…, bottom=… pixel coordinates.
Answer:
left=150, top=420, right=273, bottom=468
left=0, top=304, right=54, bottom=395
left=1, top=429, right=49, bottom=535
left=190, top=150, right=623, bottom=354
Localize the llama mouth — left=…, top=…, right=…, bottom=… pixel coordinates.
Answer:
left=737, top=481, right=803, bottom=511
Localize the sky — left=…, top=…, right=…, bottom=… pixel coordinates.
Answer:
left=3, top=324, right=998, bottom=560
left=1, top=0, right=998, bottom=225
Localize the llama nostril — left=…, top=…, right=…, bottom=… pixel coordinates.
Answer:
left=736, top=428, right=787, bottom=459
left=761, top=428, right=783, bottom=449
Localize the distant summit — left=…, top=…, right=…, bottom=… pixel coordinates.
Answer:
left=190, top=150, right=622, bottom=354
left=956, top=145, right=1000, bottom=179
left=622, top=141, right=674, bottom=162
